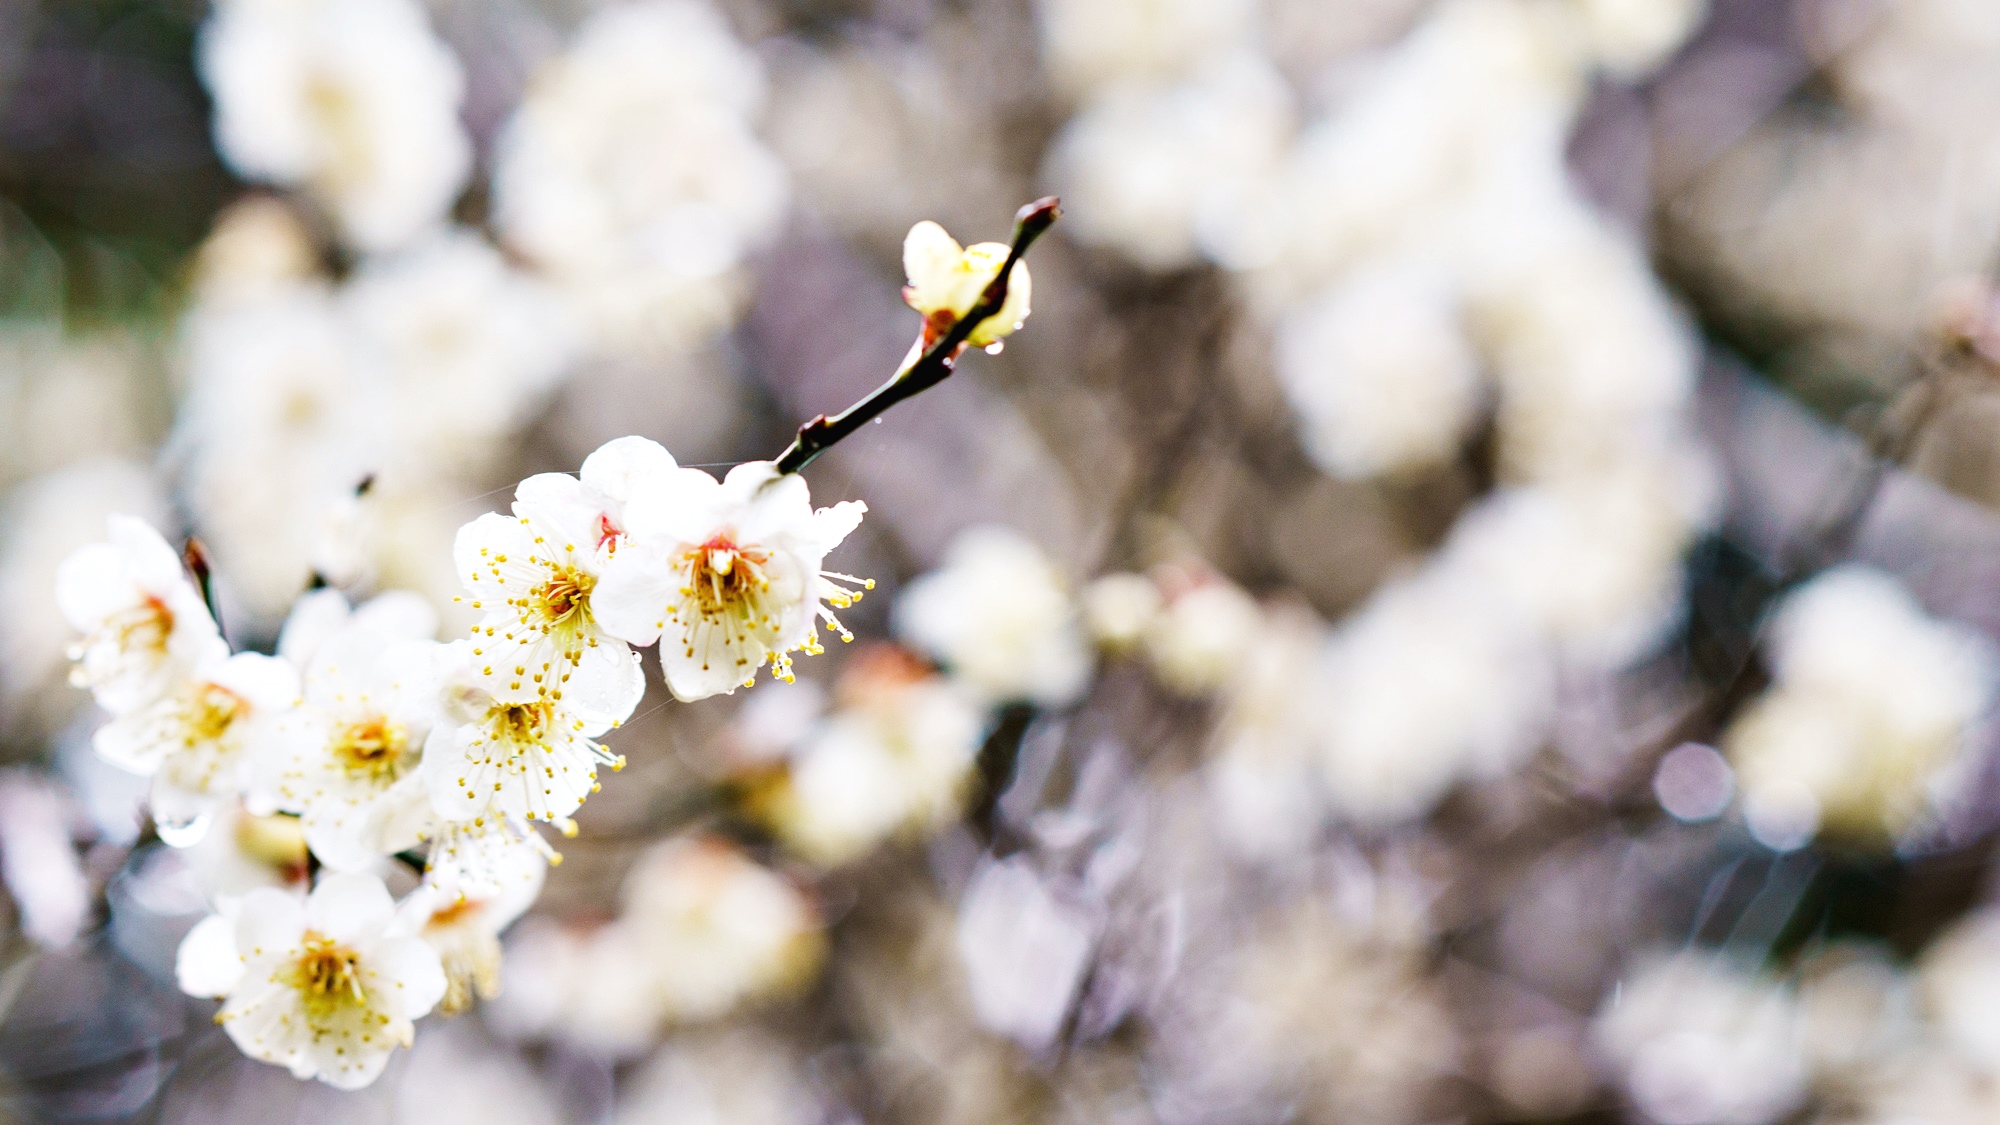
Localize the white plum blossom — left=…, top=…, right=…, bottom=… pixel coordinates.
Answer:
left=197, top=0, right=471, bottom=252
left=93, top=651, right=300, bottom=837
left=491, top=0, right=787, bottom=355
left=175, top=872, right=447, bottom=1089
left=753, top=648, right=987, bottom=866
left=343, top=229, right=580, bottom=478
left=453, top=441, right=673, bottom=718
left=1141, top=573, right=1264, bottom=696
left=268, top=591, right=442, bottom=871
left=620, top=837, right=823, bottom=1023
left=894, top=525, right=1091, bottom=707
left=1726, top=566, right=1997, bottom=848
left=1274, top=263, right=1481, bottom=480
left=399, top=841, right=546, bottom=1015
left=56, top=515, right=227, bottom=715
left=593, top=461, right=869, bottom=702
left=1045, top=53, right=1294, bottom=271
left=1593, top=954, right=1809, bottom=1125
left=177, top=283, right=384, bottom=620
left=1034, top=0, right=1260, bottom=93
left=420, top=642, right=625, bottom=830
left=901, top=220, right=1033, bottom=350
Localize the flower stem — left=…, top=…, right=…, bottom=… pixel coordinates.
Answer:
left=773, top=197, right=1063, bottom=475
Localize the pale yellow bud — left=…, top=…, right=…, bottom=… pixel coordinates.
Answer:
left=901, top=220, right=1032, bottom=347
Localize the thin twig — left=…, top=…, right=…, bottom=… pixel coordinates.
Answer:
left=182, top=536, right=221, bottom=629
left=773, top=197, right=1062, bottom=475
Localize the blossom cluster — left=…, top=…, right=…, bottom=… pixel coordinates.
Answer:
left=57, top=432, right=867, bottom=1084
left=180, top=0, right=792, bottom=627
left=47, top=207, right=1048, bottom=1086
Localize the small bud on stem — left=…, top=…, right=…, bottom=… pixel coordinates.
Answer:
left=774, top=197, right=1062, bottom=475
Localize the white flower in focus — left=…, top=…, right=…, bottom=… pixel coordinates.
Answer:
left=755, top=648, right=986, bottom=865
left=56, top=515, right=226, bottom=715
left=894, top=525, right=1091, bottom=707
left=401, top=841, right=546, bottom=1016
left=93, top=651, right=301, bottom=836
left=621, top=838, right=823, bottom=1023
left=184, top=802, right=313, bottom=907
left=423, top=814, right=559, bottom=902
left=454, top=442, right=672, bottom=718
left=175, top=872, right=447, bottom=1089
left=492, top=0, right=786, bottom=356
left=593, top=461, right=869, bottom=702
left=2, top=462, right=168, bottom=728
left=901, top=219, right=1032, bottom=349
left=1274, top=264, right=1481, bottom=479
left=420, top=642, right=625, bottom=829
left=345, top=230, right=579, bottom=477
left=1035, top=0, right=1259, bottom=92
left=1725, top=566, right=1996, bottom=847
left=198, top=0, right=471, bottom=252
left=1594, top=954, right=1808, bottom=1125
left=269, top=591, right=442, bottom=871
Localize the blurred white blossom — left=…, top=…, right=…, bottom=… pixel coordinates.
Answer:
left=1595, top=954, right=1809, bottom=1125
left=492, top=0, right=788, bottom=357
left=895, top=525, right=1091, bottom=707
left=1727, top=566, right=1997, bottom=848
left=198, top=0, right=471, bottom=252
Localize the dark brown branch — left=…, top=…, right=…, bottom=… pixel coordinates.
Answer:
left=773, top=197, right=1062, bottom=475
left=182, top=536, right=221, bottom=629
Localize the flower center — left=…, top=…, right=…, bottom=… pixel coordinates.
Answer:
left=332, top=716, right=409, bottom=781
left=184, top=683, right=246, bottom=746
left=492, top=700, right=554, bottom=744
left=289, top=933, right=366, bottom=1015
left=108, top=596, right=174, bottom=656
left=680, top=538, right=773, bottom=621
left=532, top=567, right=594, bottom=629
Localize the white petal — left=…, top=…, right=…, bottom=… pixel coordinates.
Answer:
left=277, top=589, right=355, bottom=666
left=580, top=435, right=677, bottom=505
left=514, top=472, right=601, bottom=558
left=175, top=913, right=244, bottom=997
left=306, top=871, right=396, bottom=942
left=234, top=887, right=307, bottom=958
left=591, top=542, right=680, bottom=647
left=621, top=465, right=726, bottom=543
left=105, top=514, right=187, bottom=594
left=902, top=219, right=964, bottom=310
left=53, top=542, right=129, bottom=630
left=563, top=638, right=643, bottom=728
left=799, top=500, right=868, bottom=561
left=212, top=652, right=302, bottom=710
left=351, top=590, right=440, bottom=642
left=420, top=725, right=488, bottom=821
left=368, top=934, right=448, bottom=1018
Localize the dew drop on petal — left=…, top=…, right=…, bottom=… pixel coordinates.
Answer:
left=156, top=812, right=213, bottom=848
